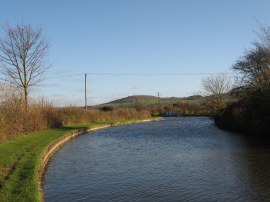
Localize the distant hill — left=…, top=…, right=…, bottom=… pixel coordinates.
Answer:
left=183, top=95, right=204, bottom=100
left=109, top=95, right=158, bottom=104
left=96, top=95, right=207, bottom=108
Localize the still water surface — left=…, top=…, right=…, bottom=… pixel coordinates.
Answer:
left=44, top=117, right=270, bottom=201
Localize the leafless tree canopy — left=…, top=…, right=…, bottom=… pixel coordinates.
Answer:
left=202, top=73, right=232, bottom=96
left=232, top=44, right=270, bottom=91
left=233, top=45, right=270, bottom=89
left=0, top=23, right=49, bottom=109
left=255, top=22, right=270, bottom=49
left=202, top=73, right=233, bottom=111
left=0, top=83, right=21, bottom=103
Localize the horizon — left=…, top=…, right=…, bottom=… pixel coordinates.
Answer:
left=1, top=0, right=270, bottom=106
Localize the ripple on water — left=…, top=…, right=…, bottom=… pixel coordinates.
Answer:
left=44, top=117, right=270, bottom=202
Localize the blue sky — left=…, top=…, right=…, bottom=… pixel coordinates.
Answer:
left=1, top=0, right=270, bottom=106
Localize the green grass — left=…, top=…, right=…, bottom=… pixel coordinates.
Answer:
left=0, top=127, right=97, bottom=202
left=98, top=95, right=208, bottom=108
left=0, top=128, right=68, bottom=202
left=0, top=118, right=158, bottom=201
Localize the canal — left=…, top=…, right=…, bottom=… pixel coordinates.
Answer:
left=44, top=117, right=270, bottom=201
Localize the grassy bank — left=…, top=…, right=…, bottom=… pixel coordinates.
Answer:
left=0, top=119, right=157, bottom=202
left=0, top=97, right=152, bottom=142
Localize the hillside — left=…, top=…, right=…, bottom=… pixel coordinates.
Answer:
left=97, top=95, right=207, bottom=108
left=109, top=95, right=158, bottom=104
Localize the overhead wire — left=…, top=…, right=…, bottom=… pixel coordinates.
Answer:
left=46, top=72, right=233, bottom=80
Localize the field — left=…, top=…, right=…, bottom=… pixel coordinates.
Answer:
left=97, top=95, right=207, bottom=108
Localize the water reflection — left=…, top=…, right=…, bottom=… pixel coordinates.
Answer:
left=44, top=117, right=270, bottom=202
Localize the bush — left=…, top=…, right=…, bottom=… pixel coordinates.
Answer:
left=214, top=87, right=270, bottom=136
left=0, top=97, right=152, bottom=141
left=0, top=98, right=64, bottom=141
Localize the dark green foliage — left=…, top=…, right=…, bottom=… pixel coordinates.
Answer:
left=214, top=24, right=270, bottom=137
left=214, top=87, right=270, bottom=136
left=99, top=105, right=116, bottom=111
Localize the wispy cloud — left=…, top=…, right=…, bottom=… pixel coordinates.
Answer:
left=53, top=69, right=71, bottom=76
left=132, top=85, right=142, bottom=90
left=39, top=83, right=60, bottom=88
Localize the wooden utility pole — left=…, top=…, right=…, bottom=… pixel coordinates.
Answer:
left=85, top=73, right=87, bottom=110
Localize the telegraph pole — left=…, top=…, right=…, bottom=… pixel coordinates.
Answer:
left=85, top=73, right=87, bottom=110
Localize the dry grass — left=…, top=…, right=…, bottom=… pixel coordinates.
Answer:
left=0, top=97, right=151, bottom=142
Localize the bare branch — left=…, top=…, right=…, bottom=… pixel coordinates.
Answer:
left=201, top=73, right=233, bottom=112
left=0, top=23, right=50, bottom=109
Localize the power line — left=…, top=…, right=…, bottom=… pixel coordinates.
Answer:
left=46, top=73, right=82, bottom=80
left=46, top=72, right=232, bottom=80
left=86, top=72, right=229, bottom=76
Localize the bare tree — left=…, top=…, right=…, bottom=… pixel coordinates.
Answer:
left=229, top=24, right=270, bottom=100
left=202, top=73, right=233, bottom=112
left=0, top=83, right=21, bottom=104
left=0, top=23, right=49, bottom=110
left=233, top=45, right=270, bottom=88
left=255, top=21, right=270, bottom=49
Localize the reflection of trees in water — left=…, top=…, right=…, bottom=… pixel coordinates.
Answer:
left=245, top=148, right=270, bottom=201
left=231, top=137, right=270, bottom=201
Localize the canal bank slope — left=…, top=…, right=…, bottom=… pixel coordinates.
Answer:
left=39, top=119, right=156, bottom=200
left=0, top=119, right=158, bottom=202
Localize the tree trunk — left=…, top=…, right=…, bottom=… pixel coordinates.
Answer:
left=24, top=87, right=28, bottom=112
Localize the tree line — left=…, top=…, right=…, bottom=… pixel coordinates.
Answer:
left=202, top=23, right=270, bottom=137
left=0, top=23, right=153, bottom=141
left=1, top=22, right=269, bottom=139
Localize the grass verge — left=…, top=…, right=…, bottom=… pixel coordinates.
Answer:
left=0, top=118, right=158, bottom=202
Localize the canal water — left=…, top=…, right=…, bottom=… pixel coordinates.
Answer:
left=44, top=117, right=270, bottom=202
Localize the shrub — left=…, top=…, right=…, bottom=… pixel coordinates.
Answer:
left=0, top=97, right=152, bottom=141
